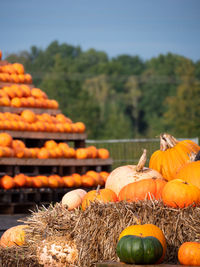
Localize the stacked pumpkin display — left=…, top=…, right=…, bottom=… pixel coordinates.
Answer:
left=55, top=132, right=200, bottom=266
left=0, top=85, right=59, bottom=109
left=0, top=110, right=87, bottom=133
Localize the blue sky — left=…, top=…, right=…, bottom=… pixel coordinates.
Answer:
left=1, top=0, right=200, bottom=61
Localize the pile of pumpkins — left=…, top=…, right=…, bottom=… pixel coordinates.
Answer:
left=0, top=85, right=59, bottom=109
left=0, top=54, right=32, bottom=84
left=0, top=133, right=110, bottom=160
left=0, top=170, right=109, bottom=190
left=0, top=110, right=86, bottom=133
left=1, top=133, right=200, bottom=266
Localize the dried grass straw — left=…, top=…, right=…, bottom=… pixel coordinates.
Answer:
left=1, top=200, right=200, bottom=266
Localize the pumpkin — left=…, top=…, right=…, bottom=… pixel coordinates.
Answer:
left=149, top=133, right=200, bottom=181
left=162, top=179, right=200, bottom=208
left=105, top=149, right=163, bottom=196
left=175, top=152, right=200, bottom=189
left=0, top=175, right=15, bottom=189
left=81, top=187, right=118, bottom=210
left=116, top=235, right=163, bottom=264
left=119, top=224, right=166, bottom=263
left=0, top=224, right=27, bottom=247
left=118, top=178, right=167, bottom=202
left=61, top=189, right=87, bottom=210
left=0, top=133, right=13, bottom=147
left=178, top=242, right=200, bottom=266
left=21, top=109, right=36, bottom=123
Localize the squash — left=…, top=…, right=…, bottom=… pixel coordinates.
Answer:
left=0, top=225, right=27, bottom=247
left=119, top=223, right=166, bottom=263
left=81, top=187, right=118, bottom=210
left=61, top=189, right=87, bottom=210
left=175, top=152, right=200, bottom=189
left=162, top=179, right=200, bottom=208
left=178, top=242, right=200, bottom=266
left=116, top=235, right=163, bottom=264
left=105, top=149, right=163, bottom=196
left=149, top=133, right=200, bottom=181
left=118, top=178, right=167, bottom=202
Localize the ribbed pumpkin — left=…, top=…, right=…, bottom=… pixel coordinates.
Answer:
left=118, top=224, right=166, bottom=263
left=81, top=187, right=118, bottom=210
left=118, top=178, right=167, bottom=202
left=162, top=179, right=200, bottom=208
left=116, top=235, right=163, bottom=264
left=175, top=152, right=200, bottom=189
left=178, top=242, right=200, bottom=266
left=0, top=225, right=27, bottom=247
left=105, top=149, right=163, bottom=196
left=149, top=133, right=200, bottom=181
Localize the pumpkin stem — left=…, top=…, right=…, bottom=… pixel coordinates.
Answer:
left=160, top=133, right=178, bottom=150
left=96, top=184, right=101, bottom=194
left=189, top=152, right=197, bottom=162
left=136, top=149, right=147, bottom=172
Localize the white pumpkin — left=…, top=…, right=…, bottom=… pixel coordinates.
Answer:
left=105, top=149, right=164, bottom=196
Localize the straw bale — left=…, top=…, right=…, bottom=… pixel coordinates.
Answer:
left=1, top=200, right=200, bottom=266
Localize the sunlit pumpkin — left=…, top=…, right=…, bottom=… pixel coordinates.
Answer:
left=105, top=149, right=163, bottom=196
left=149, top=133, right=200, bottom=181
left=175, top=152, right=200, bottom=189
left=0, top=133, right=13, bottom=147
left=178, top=242, right=200, bottom=266
left=118, top=178, right=167, bottom=202
left=0, top=225, right=28, bottom=247
left=81, top=188, right=118, bottom=210
left=21, top=109, right=37, bottom=123
left=162, top=179, right=200, bottom=208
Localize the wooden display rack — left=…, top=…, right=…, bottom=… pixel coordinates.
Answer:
left=0, top=73, right=113, bottom=215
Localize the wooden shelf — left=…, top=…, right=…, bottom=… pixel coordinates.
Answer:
left=0, top=157, right=113, bottom=167
left=0, top=130, right=87, bottom=141
left=0, top=81, right=34, bottom=88
left=0, top=106, right=61, bottom=115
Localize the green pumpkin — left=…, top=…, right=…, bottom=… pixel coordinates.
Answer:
left=116, top=235, right=163, bottom=264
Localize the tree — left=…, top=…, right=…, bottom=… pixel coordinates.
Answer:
left=164, top=59, right=200, bottom=137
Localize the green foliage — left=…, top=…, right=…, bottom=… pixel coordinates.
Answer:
left=5, top=41, right=200, bottom=139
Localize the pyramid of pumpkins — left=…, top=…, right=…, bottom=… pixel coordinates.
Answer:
left=0, top=50, right=32, bottom=84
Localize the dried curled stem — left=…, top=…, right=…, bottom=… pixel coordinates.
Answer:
left=136, top=149, right=147, bottom=172
left=160, top=133, right=179, bottom=151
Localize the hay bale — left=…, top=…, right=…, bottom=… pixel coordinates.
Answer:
left=1, top=201, right=200, bottom=267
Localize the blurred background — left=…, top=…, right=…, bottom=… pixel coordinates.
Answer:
left=1, top=0, right=200, bottom=142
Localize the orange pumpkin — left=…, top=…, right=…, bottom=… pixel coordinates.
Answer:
left=0, top=133, right=13, bottom=147
left=175, top=153, right=200, bottom=189
left=97, top=148, right=110, bottom=159
left=118, top=224, right=166, bottom=263
left=75, top=148, right=88, bottom=159
left=0, top=225, right=28, bottom=247
left=62, top=176, right=75, bottom=188
left=162, top=179, right=200, bottom=208
left=21, top=109, right=36, bottom=123
left=149, top=133, right=200, bottom=181
left=118, top=178, right=167, bottom=202
left=105, top=149, right=163, bottom=196
left=178, top=242, right=200, bottom=266
left=13, top=174, right=27, bottom=188
left=81, top=188, right=118, bottom=210
left=81, top=174, right=95, bottom=187
left=0, top=175, right=15, bottom=189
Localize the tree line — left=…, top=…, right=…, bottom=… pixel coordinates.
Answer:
left=6, top=40, right=200, bottom=140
